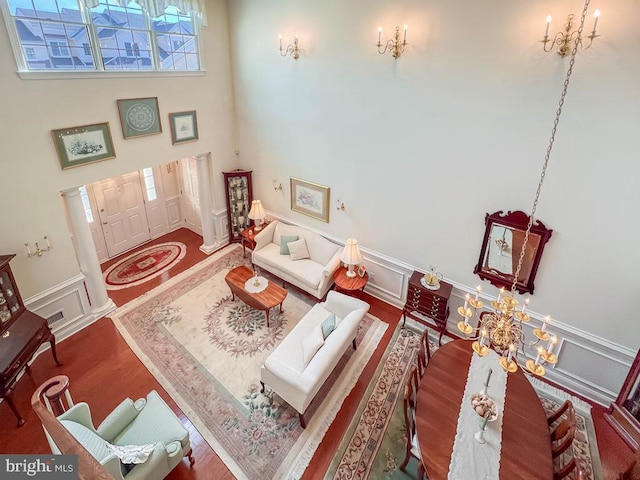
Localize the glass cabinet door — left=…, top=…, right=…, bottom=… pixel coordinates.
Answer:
left=223, top=170, right=253, bottom=243
left=0, top=254, right=25, bottom=335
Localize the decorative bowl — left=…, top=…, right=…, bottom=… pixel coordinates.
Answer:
left=470, top=393, right=498, bottom=422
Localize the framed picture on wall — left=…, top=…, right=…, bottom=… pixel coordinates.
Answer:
left=290, top=177, right=330, bottom=223
left=117, top=97, right=162, bottom=139
left=51, top=122, right=116, bottom=170
left=169, top=110, right=198, bottom=145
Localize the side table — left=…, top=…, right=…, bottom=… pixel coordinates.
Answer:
left=241, top=225, right=264, bottom=257
left=333, top=266, right=368, bottom=293
left=402, top=271, right=452, bottom=345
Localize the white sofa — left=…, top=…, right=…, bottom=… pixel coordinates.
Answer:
left=252, top=220, right=342, bottom=299
left=260, top=290, right=370, bottom=428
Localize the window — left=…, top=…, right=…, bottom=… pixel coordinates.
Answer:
left=4, top=0, right=203, bottom=73
left=142, top=168, right=157, bottom=201
left=49, top=40, right=70, bottom=57
left=79, top=186, right=94, bottom=223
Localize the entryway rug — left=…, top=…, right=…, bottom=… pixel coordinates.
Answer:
left=325, top=324, right=603, bottom=480
left=103, top=241, right=186, bottom=290
left=109, top=244, right=387, bottom=480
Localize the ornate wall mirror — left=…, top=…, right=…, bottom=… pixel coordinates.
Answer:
left=473, top=210, right=553, bottom=294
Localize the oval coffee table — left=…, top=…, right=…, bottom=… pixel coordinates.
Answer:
left=224, top=265, right=287, bottom=327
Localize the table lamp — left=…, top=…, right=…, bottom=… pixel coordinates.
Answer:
left=340, top=238, right=363, bottom=278
left=248, top=200, right=266, bottom=231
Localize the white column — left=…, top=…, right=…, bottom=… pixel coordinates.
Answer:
left=61, top=187, right=116, bottom=319
left=196, top=153, right=218, bottom=254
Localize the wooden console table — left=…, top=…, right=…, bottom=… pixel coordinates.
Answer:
left=402, top=270, right=452, bottom=345
left=1, top=310, right=61, bottom=426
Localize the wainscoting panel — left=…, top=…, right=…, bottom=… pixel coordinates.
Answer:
left=24, top=274, right=99, bottom=362
left=361, top=258, right=407, bottom=303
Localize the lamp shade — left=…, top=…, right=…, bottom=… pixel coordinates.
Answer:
left=340, top=238, right=363, bottom=266
left=248, top=200, right=265, bottom=221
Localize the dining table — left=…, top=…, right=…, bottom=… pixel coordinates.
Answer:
left=415, top=339, right=553, bottom=480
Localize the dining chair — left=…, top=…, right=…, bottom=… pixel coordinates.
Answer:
left=399, top=366, right=426, bottom=479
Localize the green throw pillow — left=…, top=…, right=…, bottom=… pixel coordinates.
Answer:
left=321, top=313, right=336, bottom=340
left=280, top=235, right=300, bottom=255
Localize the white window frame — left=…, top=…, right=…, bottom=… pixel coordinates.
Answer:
left=0, top=0, right=207, bottom=78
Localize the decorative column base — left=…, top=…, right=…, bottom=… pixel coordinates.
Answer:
left=199, top=242, right=220, bottom=255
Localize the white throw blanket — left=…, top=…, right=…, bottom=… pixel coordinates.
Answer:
left=107, top=443, right=156, bottom=464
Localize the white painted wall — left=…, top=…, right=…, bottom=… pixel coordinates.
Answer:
left=0, top=0, right=237, bottom=298
left=228, top=0, right=640, bottom=348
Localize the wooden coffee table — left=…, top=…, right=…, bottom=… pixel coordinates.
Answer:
left=224, top=266, right=287, bottom=327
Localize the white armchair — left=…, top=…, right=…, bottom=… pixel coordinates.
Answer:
left=44, top=390, right=193, bottom=479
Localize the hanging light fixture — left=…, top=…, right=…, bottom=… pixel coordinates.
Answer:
left=457, top=0, right=595, bottom=376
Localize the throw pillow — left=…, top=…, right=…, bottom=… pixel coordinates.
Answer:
left=321, top=313, right=336, bottom=340
left=280, top=235, right=300, bottom=255
left=302, top=325, right=324, bottom=367
left=288, top=238, right=310, bottom=261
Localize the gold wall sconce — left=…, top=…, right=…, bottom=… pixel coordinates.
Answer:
left=541, top=9, right=600, bottom=57
left=25, top=236, right=52, bottom=258
left=377, top=25, right=408, bottom=59
left=272, top=179, right=283, bottom=192
left=278, top=34, right=300, bottom=60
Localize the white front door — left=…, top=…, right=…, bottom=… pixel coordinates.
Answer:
left=177, top=158, right=202, bottom=235
left=93, top=172, right=151, bottom=257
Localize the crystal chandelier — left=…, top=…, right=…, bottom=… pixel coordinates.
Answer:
left=457, top=0, right=594, bottom=377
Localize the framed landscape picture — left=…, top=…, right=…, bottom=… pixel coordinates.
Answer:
left=290, top=177, right=330, bottom=223
left=169, top=110, right=198, bottom=145
left=117, top=97, right=162, bottom=139
left=51, top=122, right=116, bottom=170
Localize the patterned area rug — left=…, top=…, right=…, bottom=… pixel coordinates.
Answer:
left=326, top=324, right=603, bottom=480
left=109, top=244, right=387, bottom=480
left=103, top=241, right=186, bottom=290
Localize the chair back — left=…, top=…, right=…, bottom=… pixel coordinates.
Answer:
left=550, top=401, right=577, bottom=459
left=547, top=399, right=572, bottom=426
left=416, top=329, right=431, bottom=378
left=403, top=366, right=419, bottom=437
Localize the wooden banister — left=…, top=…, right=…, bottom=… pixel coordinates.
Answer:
left=31, top=378, right=114, bottom=480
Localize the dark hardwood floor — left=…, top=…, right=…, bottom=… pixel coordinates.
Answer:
left=0, top=228, right=635, bottom=479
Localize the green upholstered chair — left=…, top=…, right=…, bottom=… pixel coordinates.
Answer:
left=45, top=390, right=194, bottom=480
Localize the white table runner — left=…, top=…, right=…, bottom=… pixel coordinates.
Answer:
left=448, top=349, right=507, bottom=480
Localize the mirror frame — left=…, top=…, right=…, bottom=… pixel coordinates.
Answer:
left=473, top=210, right=553, bottom=294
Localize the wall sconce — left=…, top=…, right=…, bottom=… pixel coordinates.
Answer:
left=272, top=179, right=283, bottom=192
left=25, top=236, right=52, bottom=258
left=278, top=34, right=300, bottom=60
left=541, top=10, right=600, bottom=57
left=336, top=199, right=345, bottom=212
left=377, top=25, right=408, bottom=59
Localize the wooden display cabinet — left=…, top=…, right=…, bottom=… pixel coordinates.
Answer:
left=0, top=254, right=61, bottom=426
left=223, top=169, right=253, bottom=244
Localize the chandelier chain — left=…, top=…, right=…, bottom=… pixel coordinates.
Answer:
left=510, top=0, right=591, bottom=295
